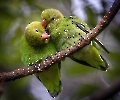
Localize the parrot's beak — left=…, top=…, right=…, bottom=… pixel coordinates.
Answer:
left=41, top=32, right=50, bottom=41
left=42, top=19, right=48, bottom=28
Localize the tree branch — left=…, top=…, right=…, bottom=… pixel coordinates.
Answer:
left=0, top=0, right=120, bottom=84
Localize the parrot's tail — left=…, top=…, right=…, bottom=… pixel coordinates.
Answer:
left=100, top=55, right=108, bottom=71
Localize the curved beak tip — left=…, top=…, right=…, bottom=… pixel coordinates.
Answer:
left=41, top=32, right=50, bottom=41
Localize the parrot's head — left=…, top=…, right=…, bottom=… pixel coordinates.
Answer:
left=41, top=8, right=63, bottom=28
left=25, top=21, right=50, bottom=46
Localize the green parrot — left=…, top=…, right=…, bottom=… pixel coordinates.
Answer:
left=20, top=21, right=61, bottom=97
left=41, top=8, right=108, bottom=71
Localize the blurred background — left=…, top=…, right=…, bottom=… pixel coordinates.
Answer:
left=0, top=0, right=120, bottom=100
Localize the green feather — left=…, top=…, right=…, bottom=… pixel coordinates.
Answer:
left=20, top=21, right=61, bottom=97
left=41, top=9, right=108, bottom=71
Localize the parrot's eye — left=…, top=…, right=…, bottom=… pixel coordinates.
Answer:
left=52, top=18, right=55, bottom=20
left=36, top=29, right=39, bottom=33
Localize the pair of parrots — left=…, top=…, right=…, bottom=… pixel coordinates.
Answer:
left=20, top=9, right=109, bottom=97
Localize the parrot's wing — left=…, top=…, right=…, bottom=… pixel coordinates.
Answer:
left=35, top=62, right=61, bottom=98
left=99, top=55, right=108, bottom=71
left=67, top=16, right=90, bottom=33
left=20, top=35, right=34, bottom=66
left=69, top=55, right=108, bottom=71
left=66, top=16, right=109, bottom=53
left=69, top=44, right=108, bottom=71
left=69, top=56, right=93, bottom=67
